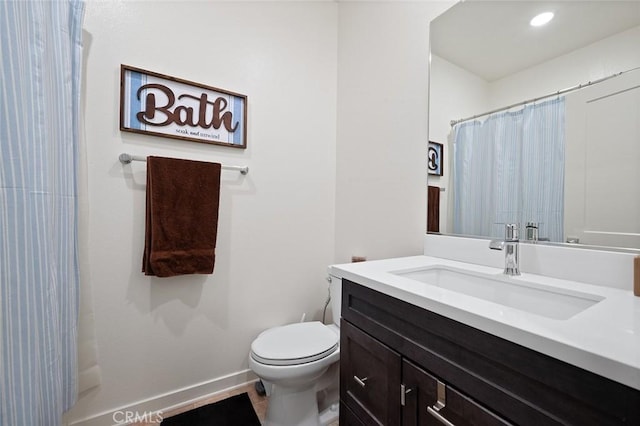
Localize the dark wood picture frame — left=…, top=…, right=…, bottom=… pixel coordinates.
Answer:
left=120, top=64, right=247, bottom=149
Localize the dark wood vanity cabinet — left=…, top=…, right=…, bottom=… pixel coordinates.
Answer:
left=339, top=279, right=640, bottom=426
left=341, top=319, right=509, bottom=426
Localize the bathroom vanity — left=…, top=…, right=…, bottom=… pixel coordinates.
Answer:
left=331, top=253, right=640, bottom=426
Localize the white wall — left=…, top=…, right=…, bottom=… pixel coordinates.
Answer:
left=70, top=1, right=337, bottom=423
left=430, top=24, right=640, bottom=145
left=335, top=1, right=453, bottom=262
left=68, top=1, right=455, bottom=423
left=429, top=55, right=489, bottom=145
left=488, top=25, right=640, bottom=111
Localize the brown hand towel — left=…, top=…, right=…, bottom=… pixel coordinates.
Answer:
left=427, top=185, right=440, bottom=233
left=142, top=156, right=221, bottom=277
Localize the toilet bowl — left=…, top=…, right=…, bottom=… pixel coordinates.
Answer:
left=249, top=277, right=342, bottom=426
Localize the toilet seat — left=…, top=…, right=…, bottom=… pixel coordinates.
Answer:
left=251, top=321, right=339, bottom=366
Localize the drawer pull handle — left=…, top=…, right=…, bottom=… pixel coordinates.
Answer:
left=427, top=406, right=455, bottom=426
left=427, top=380, right=454, bottom=426
left=400, top=384, right=413, bottom=406
left=353, top=375, right=368, bottom=387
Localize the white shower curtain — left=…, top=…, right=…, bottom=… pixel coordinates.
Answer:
left=452, top=97, right=565, bottom=241
left=0, top=1, right=85, bottom=425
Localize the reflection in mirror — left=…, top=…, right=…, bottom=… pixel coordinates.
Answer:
left=428, top=0, right=640, bottom=250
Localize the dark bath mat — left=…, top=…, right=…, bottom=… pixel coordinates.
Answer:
left=161, top=392, right=261, bottom=426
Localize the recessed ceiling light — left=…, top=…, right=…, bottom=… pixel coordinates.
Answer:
left=530, top=12, right=554, bottom=27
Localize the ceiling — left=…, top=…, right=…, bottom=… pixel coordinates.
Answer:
left=431, top=0, right=640, bottom=82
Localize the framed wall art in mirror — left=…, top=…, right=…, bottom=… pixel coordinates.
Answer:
left=428, top=141, right=443, bottom=176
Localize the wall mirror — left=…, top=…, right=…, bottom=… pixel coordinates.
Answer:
left=428, top=0, right=640, bottom=250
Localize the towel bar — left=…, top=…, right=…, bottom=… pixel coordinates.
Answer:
left=118, top=153, right=249, bottom=175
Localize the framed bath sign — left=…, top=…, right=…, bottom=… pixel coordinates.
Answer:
left=120, top=65, right=247, bottom=149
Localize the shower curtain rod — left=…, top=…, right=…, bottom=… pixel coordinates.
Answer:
left=449, top=66, right=640, bottom=127
left=118, top=153, right=249, bottom=175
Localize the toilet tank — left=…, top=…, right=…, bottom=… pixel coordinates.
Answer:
left=329, top=276, right=342, bottom=327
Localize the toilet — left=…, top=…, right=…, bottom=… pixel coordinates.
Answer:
left=248, top=276, right=342, bottom=426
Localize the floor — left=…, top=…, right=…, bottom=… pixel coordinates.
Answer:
left=132, top=381, right=339, bottom=425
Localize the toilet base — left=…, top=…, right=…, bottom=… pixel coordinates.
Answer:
left=318, top=403, right=339, bottom=426
left=264, top=383, right=319, bottom=426
left=262, top=383, right=339, bottom=426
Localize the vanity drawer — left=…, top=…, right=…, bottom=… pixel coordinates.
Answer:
left=340, top=319, right=402, bottom=426
left=402, top=359, right=512, bottom=426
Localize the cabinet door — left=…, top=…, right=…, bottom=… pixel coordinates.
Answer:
left=340, top=403, right=367, bottom=426
left=402, top=359, right=512, bottom=426
left=340, top=319, right=402, bottom=426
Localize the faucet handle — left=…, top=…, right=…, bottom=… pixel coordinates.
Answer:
left=525, top=222, right=539, bottom=241
left=505, top=223, right=519, bottom=241
left=489, top=240, right=505, bottom=250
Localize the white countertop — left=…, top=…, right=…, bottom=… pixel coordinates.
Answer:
left=330, top=255, right=640, bottom=390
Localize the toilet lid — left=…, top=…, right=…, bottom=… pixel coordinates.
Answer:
left=251, top=321, right=339, bottom=366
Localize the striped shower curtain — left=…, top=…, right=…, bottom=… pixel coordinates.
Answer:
left=452, top=97, right=565, bottom=242
left=0, top=1, right=85, bottom=425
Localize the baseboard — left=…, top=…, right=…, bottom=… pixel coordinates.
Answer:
left=68, top=369, right=258, bottom=426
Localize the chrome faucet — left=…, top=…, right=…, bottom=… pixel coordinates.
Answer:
left=489, top=224, right=520, bottom=276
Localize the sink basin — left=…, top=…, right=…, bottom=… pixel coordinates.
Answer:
left=391, top=266, right=604, bottom=320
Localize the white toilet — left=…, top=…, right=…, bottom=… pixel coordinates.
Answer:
left=248, top=277, right=342, bottom=426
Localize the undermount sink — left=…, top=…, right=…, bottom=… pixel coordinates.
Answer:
left=391, top=266, right=604, bottom=320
